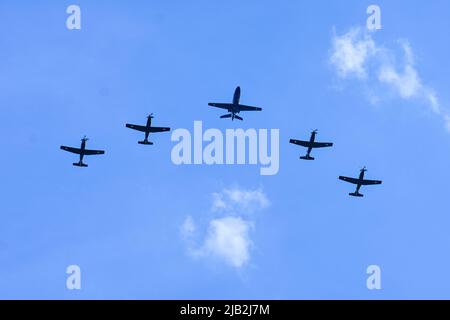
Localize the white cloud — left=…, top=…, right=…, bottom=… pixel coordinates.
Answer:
left=329, top=28, right=377, bottom=79
left=377, top=41, right=440, bottom=113
left=378, top=62, right=421, bottom=99
left=202, top=217, right=253, bottom=268
left=181, top=215, right=196, bottom=239
left=427, top=91, right=440, bottom=114
left=330, top=28, right=448, bottom=131
left=212, top=188, right=269, bottom=214
left=211, top=193, right=227, bottom=212
left=444, top=115, right=450, bottom=133
left=182, top=187, right=269, bottom=269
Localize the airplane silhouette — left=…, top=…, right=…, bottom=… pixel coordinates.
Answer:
left=208, top=86, right=262, bottom=121
left=339, top=167, right=382, bottom=197
left=125, top=114, right=171, bottom=145
left=290, top=130, right=333, bottom=160
left=60, top=136, right=105, bottom=167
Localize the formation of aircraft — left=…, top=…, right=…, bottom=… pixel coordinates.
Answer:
left=125, top=113, right=171, bottom=145
left=60, top=114, right=170, bottom=166
left=339, top=167, right=382, bottom=197
left=60, top=136, right=105, bottom=167
left=208, top=86, right=262, bottom=121
left=290, top=130, right=333, bottom=160
left=288, top=129, right=382, bottom=197
left=60, top=86, right=382, bottom=198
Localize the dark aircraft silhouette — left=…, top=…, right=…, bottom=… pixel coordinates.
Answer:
left=125, top=114, right=171, bottom=145
left=60, top=136, right=105, bottom=167
left=290, top=130, right=333, bottom=160
left=208, top=86, right=262, bottom=121
left=339, top=167, right=382, bottom=197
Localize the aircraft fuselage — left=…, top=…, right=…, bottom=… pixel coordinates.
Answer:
left=80, top=139, right=86, bottom=151
left=353, top=170, right=367, bottom=193
left=146, top=116, right=152, bottom=128
left=359, top=170, right=366, bottom=181
left=227, top=87, right=242, bottom=120
left=79, top=139, right=87, bottom=161
left=144, top=117, right=153, bottom=140
left=232, top=86, right=241, bottom=108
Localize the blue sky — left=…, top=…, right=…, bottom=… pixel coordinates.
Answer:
left=1, top=0, right=450, bottom=299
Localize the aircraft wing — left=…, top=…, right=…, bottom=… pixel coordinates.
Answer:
left=238, top=104, right=262, bottom=111
left=339, top=176, right=360, bottom=185
left=148, top=127, right=170, bottom=133
left=290, top=139, right=310, bottom=147
left=290, top=140, right=333, bottom=148
left=83, top=149, right=105, bottom=156
left=311, top=142, right=333, bottom=148
left=208, top=103, right=233, bottom=110
left=60, top=146, right=82, bottom=154
left=126, top=124, right=148, bottom=132
left=360, top=179, right=382, bottom=186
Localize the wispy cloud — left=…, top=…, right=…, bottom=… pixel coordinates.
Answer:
left=180, top=215, right=196, bottom=239
left=377, top=41, right=440, bottom=113
left=444, top=115, right=450, bottom=132
left=182, top=187, right=269, bottom=268
left=329, top=27, right=448, bottom=131
left=211, top=187, right=269, bottom=214
left=330, top=27, right=377, bottom=80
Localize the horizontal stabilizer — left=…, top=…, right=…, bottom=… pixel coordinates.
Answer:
left=349, top=192, right=364, bottom=197
left=300, top=155, right=315, bottom=161
left=234, top=115, right=243, bottom=121
left=220, top=114, right=232, bottom=119
left=138, top=140, right=154, bottom=145
left=73, top=162, right=88, bottom=167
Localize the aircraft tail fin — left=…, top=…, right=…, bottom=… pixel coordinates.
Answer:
left=349, top=192, right=364, bottom=197
left=234, top=115, right=243, bottom=121
left=220, top=114, right=232, bottom=119
left=73, top=162, right=88, bottom=167
left=300, top=155, right=315, bottom=161
left=138, top=140, right=154, bottom=145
